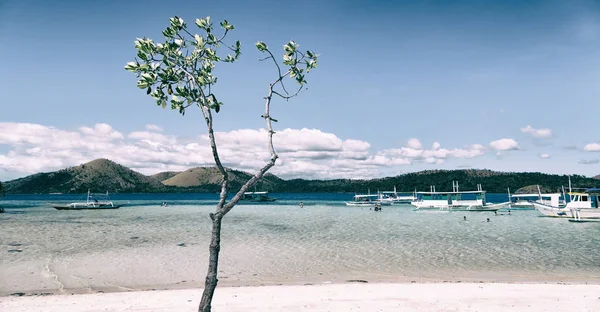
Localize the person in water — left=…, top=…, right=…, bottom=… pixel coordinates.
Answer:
left=299, top=201, right=304, bottom=208
left=374, top=203, right=381, bottom=212
left=487, top=218, right=490, bottom=222
left=463, top=216, right=467, bottom=221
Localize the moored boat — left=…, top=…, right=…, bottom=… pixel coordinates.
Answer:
left=50, top=190, right=123, bottom=210
left=378, top=186, right=417, bottom=204
left=533, top=188, right=600, bottom=218
left=510, top=193, right=564, bottom=210
left=345, top=194, right=392, bottom=207
left=411, top=182, right=507, bottom=212
left=240, top=191, right=277, bottom=202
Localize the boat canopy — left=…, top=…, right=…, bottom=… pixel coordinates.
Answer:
left=511, top=193, right=561, bottom=198
left=585, top=188, right=600, bottom=194
left=416, top=190, right=485, bottom=195
left=353, top=194, right=380, bottom=198
left=244, top=191, right=268, bottom=195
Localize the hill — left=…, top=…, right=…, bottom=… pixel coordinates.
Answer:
left=150, top=171, right=181, bottom=182
left=2, top=159, right=599, bottom=194
left=3, top=159, right=168, bottom=194
left=163, top=167, right=283, bottom=192
left=277, top=169, right=599, bottom=194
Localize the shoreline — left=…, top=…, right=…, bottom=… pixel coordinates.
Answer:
left=2, top=282, right=600, bottom=312
left=0, top=276, right=600, bottom=300
left=3, top=277, right=600, bottom=298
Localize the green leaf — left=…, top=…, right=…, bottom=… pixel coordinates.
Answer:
left=124, top=61, right=138, bottom=72
left=137, top=50, right=148, bottom=61
left=195, top=34, right=204, bottom=46
left=220, top=19, right=234, bottom=30
left=255, top=41, right=267, bottom=51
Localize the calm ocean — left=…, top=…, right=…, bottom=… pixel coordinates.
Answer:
left=1, top=193, right=599, bottom=295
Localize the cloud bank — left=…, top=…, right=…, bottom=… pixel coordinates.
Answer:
left=0, top=122, right=532, bottom=180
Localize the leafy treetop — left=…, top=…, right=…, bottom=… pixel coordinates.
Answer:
left=124, top=16, right=318, bottom=116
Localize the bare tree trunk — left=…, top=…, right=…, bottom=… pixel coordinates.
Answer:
left=198, top=213, right=223, bottom=312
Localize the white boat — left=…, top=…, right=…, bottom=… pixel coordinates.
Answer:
left=50, top=190, right=123, bottom=210
left=534, top=188, right=600, bottom=219
left=240, top=191, right=277, bottom=202
left=411, top=182, right=508, bottom=212
left=378, top=186, right=417, bottom=204
left=345, top=194, right=392, bottom=207
left=510, top=193, right=564, bottom=210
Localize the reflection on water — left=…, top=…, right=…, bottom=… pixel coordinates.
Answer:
left=1, top=195, right=600, bottom=295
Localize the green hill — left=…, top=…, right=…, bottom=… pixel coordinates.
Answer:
left=276, top=169, right=598, bottom=194
left=2, top=159, right=598, bottom=194
left=2, top=159, right=168, bottom=194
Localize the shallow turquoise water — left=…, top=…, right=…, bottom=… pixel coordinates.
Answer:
left=1, top=197, right=600, bottom=295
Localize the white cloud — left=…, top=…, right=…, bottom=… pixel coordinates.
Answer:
left=584, top=143, right=600, bottom=152
left=145, top=124, right=163, bottom=132
left=407, top=138, right=422, bottom=149
left=377, top=141, right=485, bottom=167
left=489, top=138, right=519, bottom=151
left=540, top=153, right=550, bottom=159
left=0, top=122, right=491, bottom=180
left=520, top=125, right=552, bottom=138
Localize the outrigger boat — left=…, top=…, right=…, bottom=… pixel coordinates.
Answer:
left=411, top=182, right=509, bottom=212
left=378, top=186, right=417, bottom=204
left=240, top=191, right=277, bottom=202
left=509, top=193, right=565, bottom=210
left=533, top=187, right=600, bottom=219
left=51, top=190, right=123, bottom=210
left=345, top=194, right=392, bottom=207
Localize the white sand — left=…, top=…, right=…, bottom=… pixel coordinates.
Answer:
left=1, top=283, right=599, bottom=312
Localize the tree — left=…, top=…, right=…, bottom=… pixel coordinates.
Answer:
left=0, top=181, right=4, bottom=213
left=125, top=16, right=318, bottom=312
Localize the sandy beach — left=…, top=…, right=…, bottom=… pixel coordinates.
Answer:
left=1, top=282, right=600, bottom=312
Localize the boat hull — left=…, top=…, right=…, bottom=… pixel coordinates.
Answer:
left=240, top=198, right=277, bottom=202
left=532, top=202, right=572, bottom=218
left=345, top=201, right=392, bottom=207
left=52, top=204, right=123, bottom=210
left=411, top=201, right=507, bottom=212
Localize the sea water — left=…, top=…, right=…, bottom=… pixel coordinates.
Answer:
left=1, top=193, right=600, bottom=295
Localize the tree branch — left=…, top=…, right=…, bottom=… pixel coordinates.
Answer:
left=218, top=84, right=278, bottom=216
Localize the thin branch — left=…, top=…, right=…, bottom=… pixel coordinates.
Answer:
left=219, top=83, right=278, bottom=216
left=262, top=49, right=290, bottom=95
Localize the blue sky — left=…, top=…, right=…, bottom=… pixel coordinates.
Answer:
left=1, top=0, right=600, bottom=180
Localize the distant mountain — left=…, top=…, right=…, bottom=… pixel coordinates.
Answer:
left=2, top=159, right=599, bottom=194
left=150, top=171, right=181, bottom=182
left=594, top=174, right=600, bottom=180
left=514, top=185, right=555, bottom=194
left=163, top=167, right=283, bottom=192
left=277, top=169, right=599, bottom=194
left=3, top=159, right=167, bottom=194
